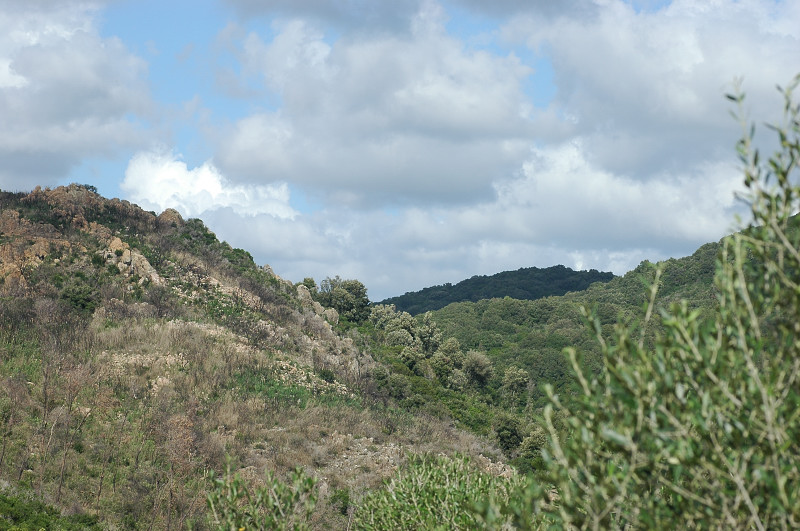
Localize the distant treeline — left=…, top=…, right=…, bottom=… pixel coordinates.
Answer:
left=379, top=265, right=616, bottom=314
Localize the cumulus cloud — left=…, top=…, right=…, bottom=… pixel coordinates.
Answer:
left=213, top=7, right=535, bottom=207
left=501, top=0, right=800, bottom=176
left=201, top=137, right=743, bottom=300
left=0, top=1, right=151, bottom=190
left=7, top=0, right=794, bottom=301
left=121, top=150, right=297, bottom=220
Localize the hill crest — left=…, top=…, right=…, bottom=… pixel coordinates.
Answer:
left=380, top=264, right=615, bottom=314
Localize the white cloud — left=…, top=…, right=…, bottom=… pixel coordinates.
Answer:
left=5, top=0, right=795, bottom=302
left=121, top=150, right=297, bottom=220
left=501, top=0, right=800, bottom=176
left=187, top=0, right=795, bottom=300
left=0, top=1, right=151, bottom=190
left=200, top=137, right=743, bottom=300
left=214, top=9, right=535, bottom=206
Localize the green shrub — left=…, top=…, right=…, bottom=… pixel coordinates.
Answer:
left=0, top=491, right=101, bottom=530
left=205, top=461, right=317, bottom=531
left=60, top=282, right=98, bottom=313
left=355, top=454, right=518, bottom=530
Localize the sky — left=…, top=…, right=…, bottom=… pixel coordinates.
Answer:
left=0, top=0, right=798, bottom=301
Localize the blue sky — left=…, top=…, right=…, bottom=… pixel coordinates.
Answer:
left=1, top=0, right=798, bottom=299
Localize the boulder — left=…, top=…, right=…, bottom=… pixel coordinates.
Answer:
left=157, top=208, right=184, bottom=229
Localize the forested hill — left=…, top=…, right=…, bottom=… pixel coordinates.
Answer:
left=427, top=240, right=721, bottom=409
left=379, top=265, right=615, bottom=314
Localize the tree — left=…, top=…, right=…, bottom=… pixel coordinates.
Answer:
left=317, top=276, right=370, bottom=323
left=495, top=414, right=524, bottom=455
left=501, top=366, right=529, bottom=406
left=415, top=312, right=442, bottom=354
left=463, top=350, right=493, bottom=387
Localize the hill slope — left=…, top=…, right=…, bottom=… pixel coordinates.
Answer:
left=379, top=265, right=615, bottom=314
left=0, top=184, right=505, bottom=529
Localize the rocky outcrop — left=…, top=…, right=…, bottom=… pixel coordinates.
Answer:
left=157, top=208, right=184, bottom=230
left=99, top=239, right=163, bottom=286
left=296, top=284, right=339, bottom=325
left=297, top=284, right=315, bottom=308
left=0, top=209, right=73, bottom=295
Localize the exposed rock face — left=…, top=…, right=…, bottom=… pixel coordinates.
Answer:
left=0, top=208, right=72, bottom=296
left=296, top=284, right=339, bottom=325
left=297, top=284, right=314, bottom=309
left=100, top=243, right=163, bottom=286
left=0, top=185, right=166, bottom=294
left=157, top=208, right=184, bottom=229
left=323, top=307, right=339, bottom=326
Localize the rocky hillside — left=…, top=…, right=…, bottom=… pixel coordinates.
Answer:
left=0, top=184, right=505, bottom=529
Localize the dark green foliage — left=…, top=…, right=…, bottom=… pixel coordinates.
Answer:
left=221, top=244, right=256, bottom=273
left=316, top=276, right=370, bottom=323
left=329, top=488, right=351, bottom=516
left=0, top=491, right=101, bottom=530
left=429, top=239, right=721, bottom=409
left=381, top=265, right=615, bottom=314
left=317, top=368, right=336, bottom=383
left=181, top=218, right=219, bottom=249
left=59, top=282, right=98, bottom=314
left=494, top=414, right=523, bottom=454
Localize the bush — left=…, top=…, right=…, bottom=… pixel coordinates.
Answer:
left=0, top=491, right=102, bottom=530
left=495, top=414, right=524, bottom=455
left=205, top=461, right=318, bottom=531
left=355, top=454, right=518, bottom=530
left=463, top=350, right=493, bottom=387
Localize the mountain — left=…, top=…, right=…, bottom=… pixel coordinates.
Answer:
left=379, top=265, right=616, bottom=314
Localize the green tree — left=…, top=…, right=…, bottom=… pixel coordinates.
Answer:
left=495, top=414, right=524, bottom=455
left=318, top=276, right=370, bottom=323
left=501, top=366, right=529, bottom=406
left=463, top=350, right=493, bottom=388
left=416, top=312, right=443, bottom=354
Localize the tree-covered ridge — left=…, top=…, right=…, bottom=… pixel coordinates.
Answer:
left=428, top=239, right=720, bottom=408
left=379, top=264, right=615, bottom=314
